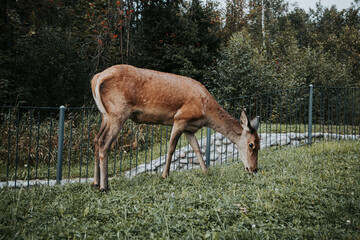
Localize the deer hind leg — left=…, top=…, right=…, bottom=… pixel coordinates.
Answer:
left=184, top=132, right=208, bottom=175
left=162, top=120, right=187, bottom=178
left=93, top=115, right=107, bottom=188
left=98, top=115, right=126, bottom=192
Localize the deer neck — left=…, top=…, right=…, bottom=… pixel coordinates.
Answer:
left=206, top=103, right=243, bottom=143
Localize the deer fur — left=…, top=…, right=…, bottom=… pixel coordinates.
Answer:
left=91, top=64, right=260, bottom=191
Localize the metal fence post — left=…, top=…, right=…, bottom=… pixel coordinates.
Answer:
left=56, top=105, right=65, bottom=184
left=205, top=127, right=211, bottom=166
left=308, top=85, right=314, bottom=145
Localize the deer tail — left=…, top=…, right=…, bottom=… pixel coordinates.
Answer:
left=91, top=73, right=107, bottom=117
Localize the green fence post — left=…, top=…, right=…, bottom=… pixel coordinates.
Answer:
left=56, top=105, right=65, bottom=184
left=308, top=85, right=314, bottom=145
left=205, top=128, right=211, bottom=166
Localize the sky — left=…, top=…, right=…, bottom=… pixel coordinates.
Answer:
left=287, top=0, right=354, bottom=11
left=216, top=0, right=356, bottom=11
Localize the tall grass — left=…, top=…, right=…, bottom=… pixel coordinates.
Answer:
left=0, top=141, right=359, bottom=239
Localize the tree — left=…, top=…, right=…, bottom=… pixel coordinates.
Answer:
left=308, top=5, right=360, bottom=84
left=217, top=31, right=271, bottom=99
left=130, top=0, right=221, bottom=88
left=0, top=0, right=91, bottom=106
left=222, top=0, right=249, bottom=41
left=0, top=0, right=358, bottom=106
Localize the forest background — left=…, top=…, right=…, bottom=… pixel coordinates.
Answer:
left=0, top=0, right=359, bottom=107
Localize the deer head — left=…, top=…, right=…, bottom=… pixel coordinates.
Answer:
left=237, top=109, right=260, bottom=173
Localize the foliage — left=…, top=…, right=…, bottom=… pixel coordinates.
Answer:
left=0, top=141, right=359, bottom=238
left=216, top=1, right=359, bottom=99
left=0, top=0, right=359, bottom=106
left=0, top=0, right=222, bottom=106
left=216, top=30, right=272, bottom=99
left=130, top=0, right=222, bottom=89
left=269, top=33, right=353, bottom=88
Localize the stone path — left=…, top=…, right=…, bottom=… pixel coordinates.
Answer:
left=124, top=132, right=360, bottom=177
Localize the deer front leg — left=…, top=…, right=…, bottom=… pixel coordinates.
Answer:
left=162, top=121, right=186, bottom=178
left=184, top=132, right=208, bottom=175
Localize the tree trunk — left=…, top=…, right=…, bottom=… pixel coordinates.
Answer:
left=261, top=0, right=265, bottom=49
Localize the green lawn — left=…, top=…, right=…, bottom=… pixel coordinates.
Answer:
left=1, top=141, right=359, bottom=239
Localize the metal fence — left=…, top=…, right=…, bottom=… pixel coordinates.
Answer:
left=1, top=86, right=359, bottom=188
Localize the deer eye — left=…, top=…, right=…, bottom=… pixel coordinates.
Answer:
left=249, top=143, right=254, bottom=149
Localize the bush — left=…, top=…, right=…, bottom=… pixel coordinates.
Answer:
left=216, top=31, right=273, bottom=99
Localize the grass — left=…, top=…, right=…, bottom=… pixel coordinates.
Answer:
left=0, top=140, right=359, bottom=239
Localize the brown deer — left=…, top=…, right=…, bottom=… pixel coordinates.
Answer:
left=91, top=65, right=260, bottom=191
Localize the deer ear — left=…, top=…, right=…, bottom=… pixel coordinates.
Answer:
left=250, top=116, right=260, bottom=132
left=240, top=108, right=250, bottom=131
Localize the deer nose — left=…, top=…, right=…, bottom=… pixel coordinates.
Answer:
left=246, top=167, right=258, bottom=173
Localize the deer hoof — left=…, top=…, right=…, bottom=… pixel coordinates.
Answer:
left=100, top=188, right=109, bottom=193
left=92, top=183, right=100, bottom=188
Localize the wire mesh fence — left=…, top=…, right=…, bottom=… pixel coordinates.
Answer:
left=1, top=86, right=359, bottom=187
